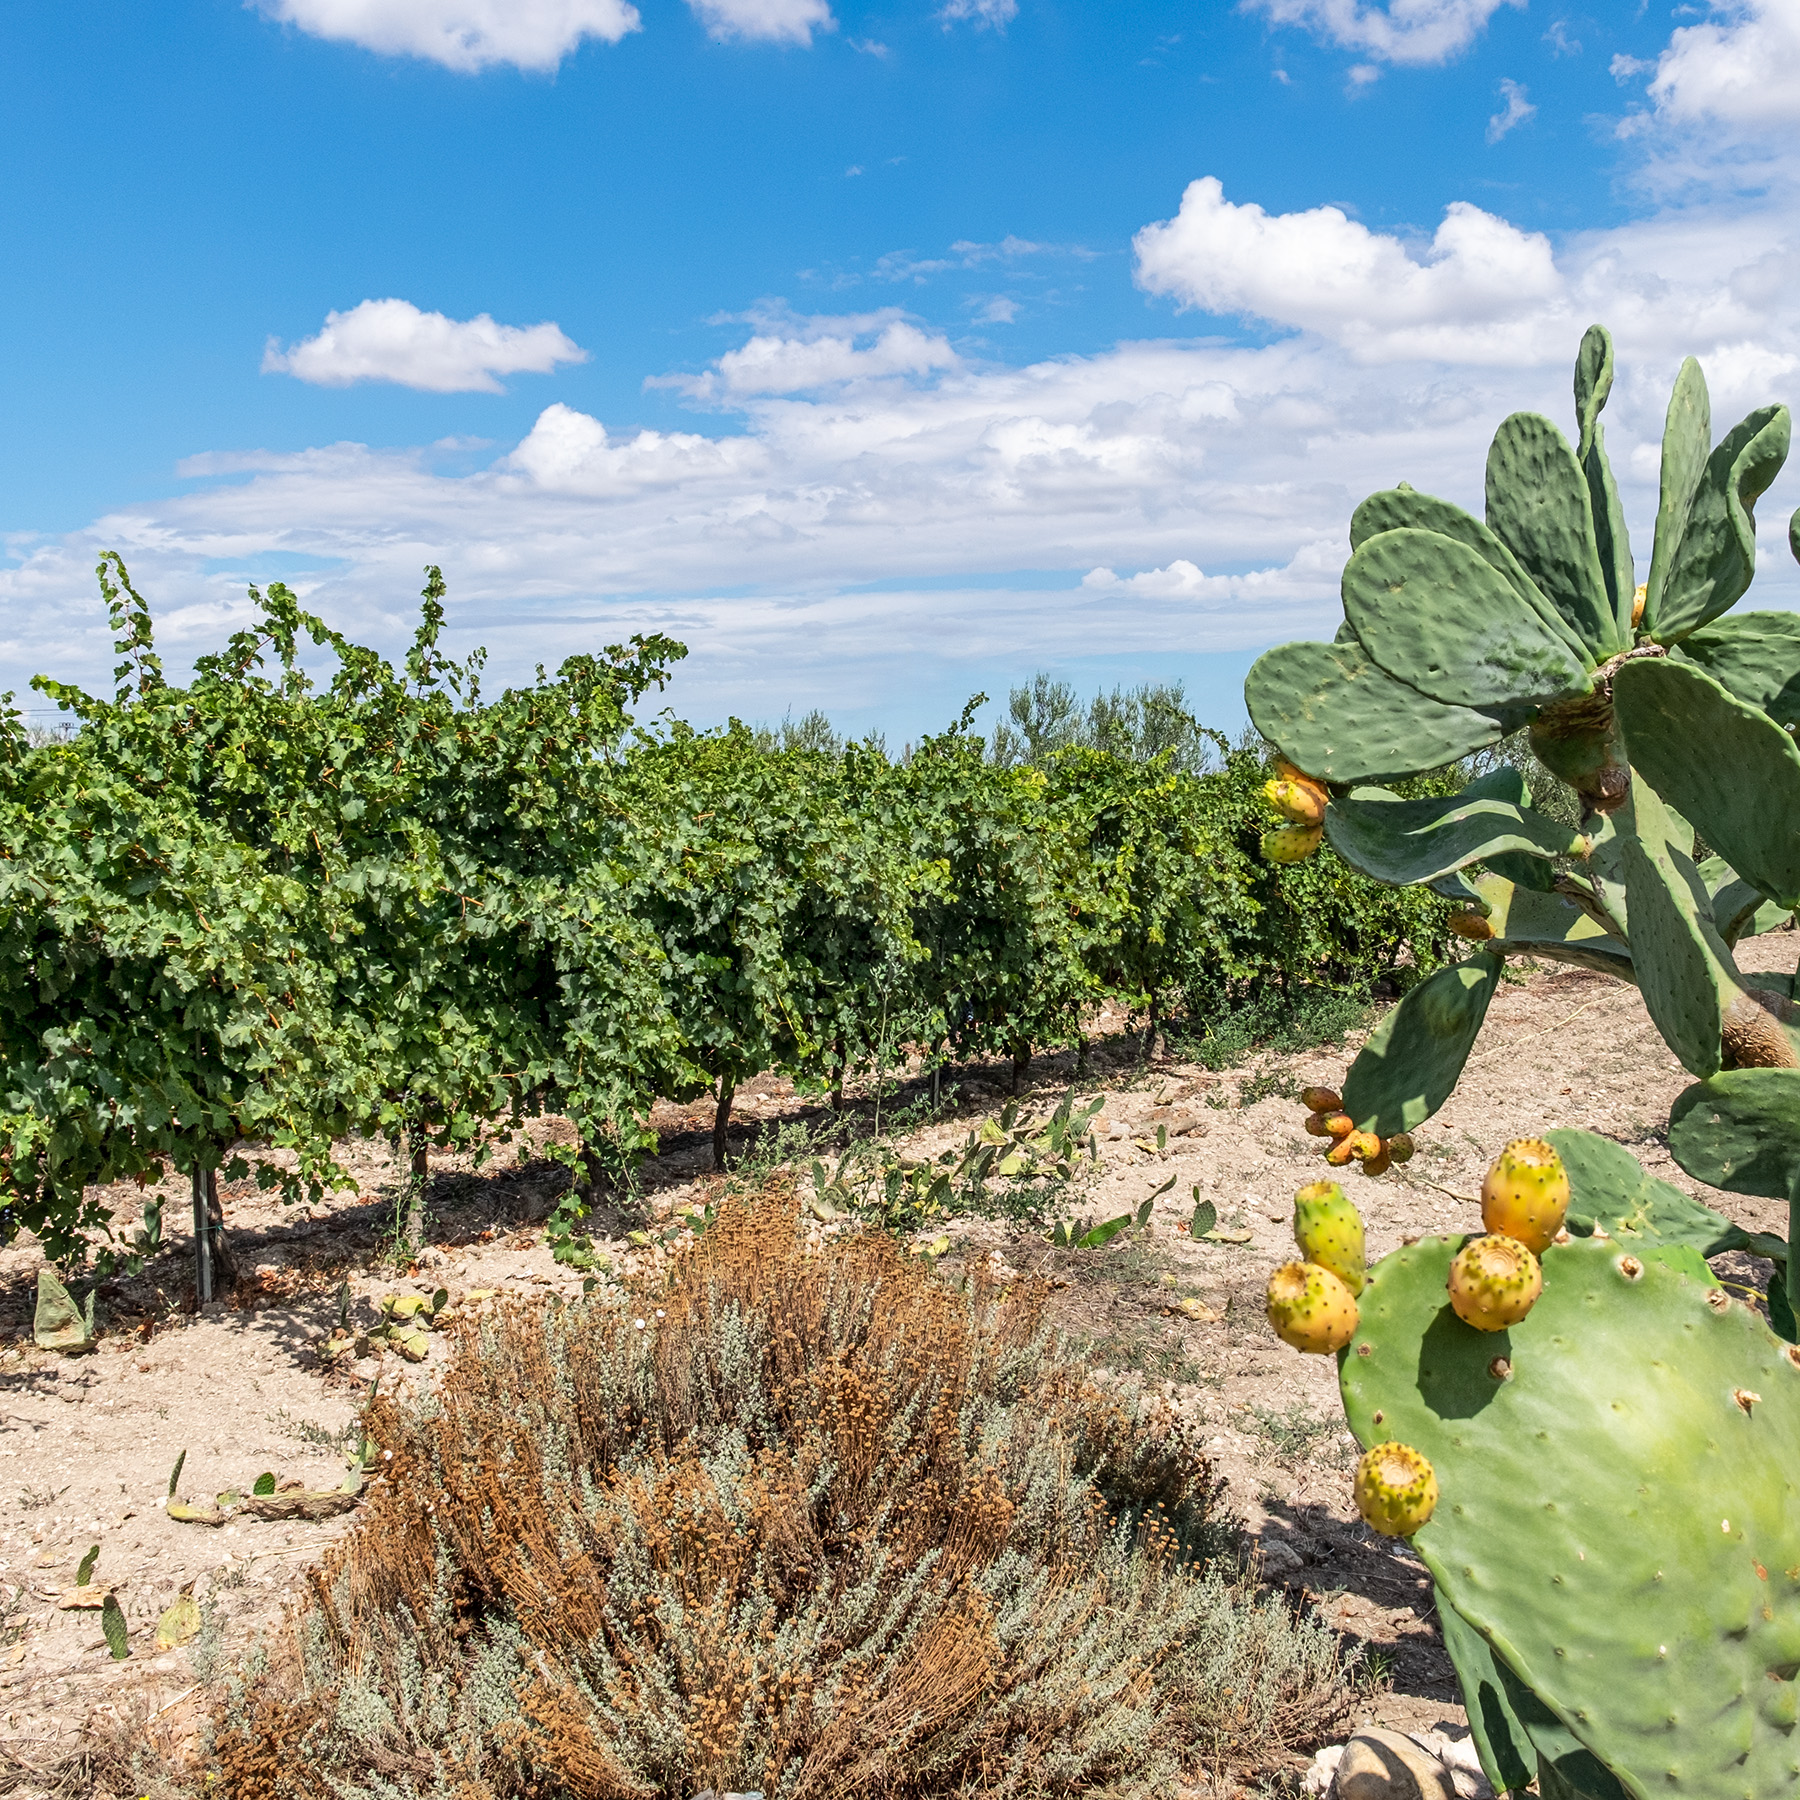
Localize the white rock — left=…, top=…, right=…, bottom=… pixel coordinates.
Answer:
left=1305, top=1744, right=1344, bottom=1795
left=1407, top=1731, right=1492, bottom=1799
left=1330, top=1728, right=1458, bottom=1800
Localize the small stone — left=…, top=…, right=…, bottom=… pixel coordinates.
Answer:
left=1408, top=1732, right=1492, bottom=1800
left=1305, top=1746, right=1345, bottom=1796
left=1331, top=1729, right=1458, bottom=1800
left=1260, top=1539, right=1305, bottom=1578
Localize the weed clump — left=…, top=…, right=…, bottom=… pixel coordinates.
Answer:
left=214, top=1196, right=1354, bottom=1798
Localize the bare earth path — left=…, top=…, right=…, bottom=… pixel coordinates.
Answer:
left=3, top=936, right=1793, bottom=1796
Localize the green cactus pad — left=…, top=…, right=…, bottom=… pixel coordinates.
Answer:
left=1343, top=528, right=1593, bottom=710
left=1340, top=1232, right=1800, bottom=1800
left=1341, top=952, right=1503, bottom=1136
left=1572, top=323, right=1613, bottom=455
left=1350, top=487, right=1593, bottom=667
left=1543, top=1126, right=1778, bottom=1259
left=1573, top=325, right=1636, bottom=644
left=1644, top=357, right=1711, bottom=639
left=1471, top=874, right=1633, bottom=980
left=1485, top=413, right=1620, bottom=656
left=101, top=1592, right=129, bottom=1661
left=1615, top=658, right=1800, bottom=912
left=1440, top=1593, right=1628, bottom=1800
left=33, top=1268, right=95, bottom=1354
left=1245, top=637, right=1502, bottom=784
left=1324, top=770, right=1585, bottom=889
left=1668, top=1070, right=1800, bottom=1200
left=1698, top=856, right=1794, bottom=948
left=1615, top=780, right=1736, bottom=1079
left=1673, top=613, right=1800, bottom=728
left=1649, top=404, right=1790, bottom=644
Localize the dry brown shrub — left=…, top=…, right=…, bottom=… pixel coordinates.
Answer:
left=213, top=1195, right=1353, bottom=1797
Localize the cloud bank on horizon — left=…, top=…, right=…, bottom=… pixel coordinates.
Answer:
left=6, top=0, right=1800, bottom=732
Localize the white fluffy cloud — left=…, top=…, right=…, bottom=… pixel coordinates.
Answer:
left=1245, top=0, right=1522, bottom=66
left=12, top=120, right=1800, bottom=726
left=685, top=0, right=835, bottom=45
left=1638, top=1, right=1800, bottom=129
left=1486, top=77, right=1535, bottom=143
left=1133, top=177, right=1563, bottom=363
left=504, top=403, right=770, bottom=493
left=938, top=0, right=1019, bottom=29
left=256, top=0, right=639, bottom=71
left=263, top=299, right=588, bottom=393
left=1081, top=539, right=1344, bottom=602
left=665, top=313, right=960, bottom=399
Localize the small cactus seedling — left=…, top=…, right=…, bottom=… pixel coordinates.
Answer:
left=1447, top=1234, right=1542, bottom=1331
left=1352, top=1441, right=1438, bottom=1538
left=101, top=1592, right=129, bottom=1660
left=1293, top=1180, right=1365, bottom=1295
left=1266, top=1259, right=1359, bottom=1353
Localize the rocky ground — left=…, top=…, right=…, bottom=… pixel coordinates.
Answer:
left=1, top=934, right=1792, bottom=1798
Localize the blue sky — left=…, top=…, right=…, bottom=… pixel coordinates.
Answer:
left=4, top=0, right=1799, bottom=742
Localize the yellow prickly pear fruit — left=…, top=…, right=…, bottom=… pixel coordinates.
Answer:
left=1353, top=1442, right=1438, bottom=1537
left=1480, top=1137, right=1571, bottom=1254
left=1262, top=823, right=1323, bottom=864
left=1448, top=910, right=1494, bottom=941
left=1265, top=1260, right=1359, bottom=1353
left=1263, top=776, right=1326, bottom=827
left=1632, top=581, right=1647, bottom=628
left=1300, top=1086, right=1341, bottom=1114
left=1447, top=1234, right=1543, bottom=1332
left=1359, top=1142, right=1392, bottom=1177
left=1319, top=1112, right=1355, bottom=1139
left=1292, top=1180, right=1364, bottom=1295
left=1273, top=757, right=1327, bottom=797
left=1303, top=1111, right=1336, bottom=1137
left=1387, top=1132, right=1415, bottom=1164
left=1325, top=1128, right=1380, bottom=1167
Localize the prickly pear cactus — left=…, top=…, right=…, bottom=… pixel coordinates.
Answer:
left=1246, top=324, right=1798, bottom=1147
left=1342, top=1228, right=1800, bottom=1800
left=1242, top=323, right=1800, bottom=1800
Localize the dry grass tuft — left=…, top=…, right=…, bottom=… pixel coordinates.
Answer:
left=210, top=1194, right=1355, bottom=1797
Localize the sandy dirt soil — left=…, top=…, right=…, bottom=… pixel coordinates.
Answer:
left=2, top=935, right=1793, bottom=1796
